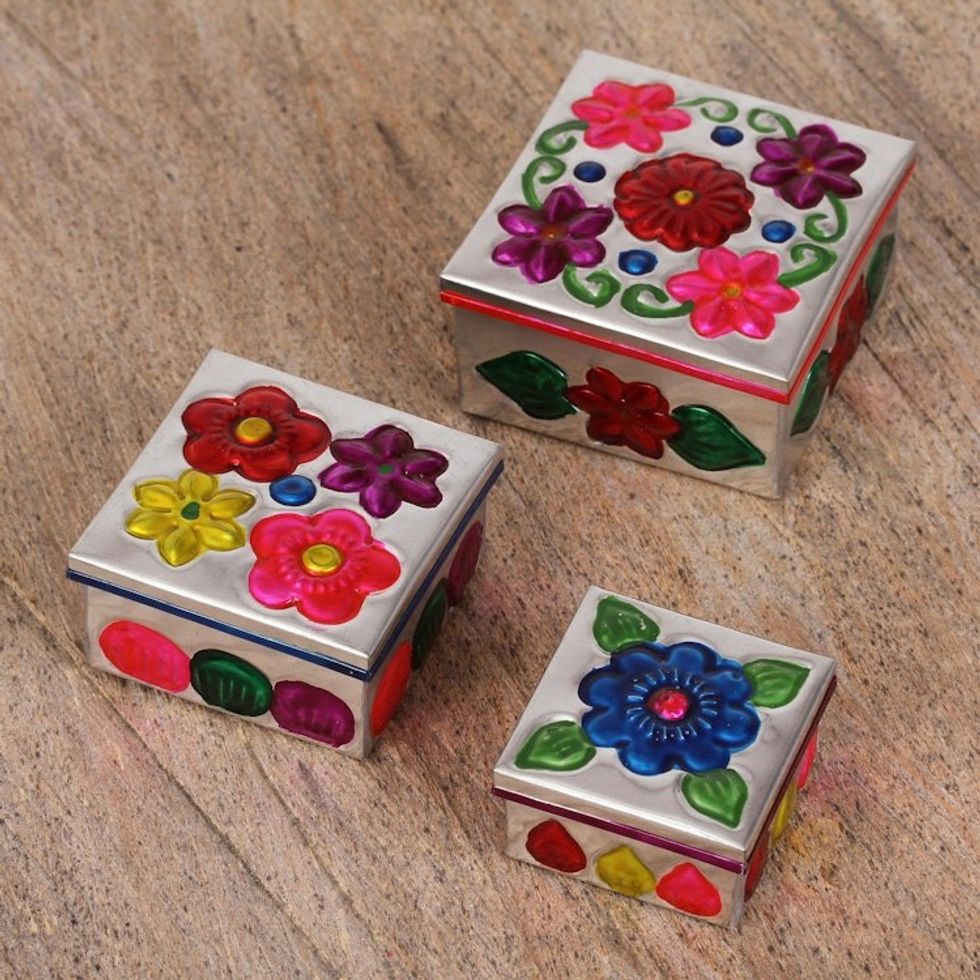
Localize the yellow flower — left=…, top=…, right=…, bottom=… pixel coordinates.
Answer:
left=125, top=469, right=255, bottom=567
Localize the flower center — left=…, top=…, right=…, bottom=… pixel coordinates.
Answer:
left=797, top=157, right=817, bottom=174
left=180, top=501, right=201, bottom=520
left=722, top=282, right=743, bottom=299
left=377, top=463, right=395, bottom=475
left=234, top=416, right=274, bottom=446
left=301, top=543, right=343, bottom=576
left=672, top=188, right=696, bottom=207
left=539, top=223, right=566, bottom=242
left=647, top=687, right=691, bottom=722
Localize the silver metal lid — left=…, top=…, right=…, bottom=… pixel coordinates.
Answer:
left=69, top=350, right=502, bottom=676
left=442, top=50, right=915, bottom=398
left=493, top=587, right=836, bottom=864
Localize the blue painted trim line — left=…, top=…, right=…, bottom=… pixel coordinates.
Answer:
left=66, top=459, right=504, bottom=681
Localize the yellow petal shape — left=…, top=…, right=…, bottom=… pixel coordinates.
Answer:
left=205, top=489, right=256, bottom=520
left=771, top=780, right=798, bottom=843
left=126, top=508, right=177, bottom=540
left=178, top=469, right=219, bottom=501
left=159, top=525, right=201, bottom=566
left=595, top=845, right=656, bottom=898
left=133, top=480, right=180, bottom=512
left=196, top=518, right=246, bottom=552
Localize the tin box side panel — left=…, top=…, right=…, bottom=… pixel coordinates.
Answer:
left=779, top=209, right=901, bottom=487
left=84, top=586, right=370, bottom=758
left=361, top=503, right=488, bottom=755
left=503, top=800, right=742, bottom=928
left=455, top=307, right=783, bottom=497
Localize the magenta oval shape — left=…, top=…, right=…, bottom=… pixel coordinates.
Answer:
left=270, top=680, right=355, bottom=747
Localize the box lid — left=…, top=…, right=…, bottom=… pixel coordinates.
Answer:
left=69, top=350, right=502, bottom=679
left=493, top=587, right=836, bottom=868
left=442, top=50, right=915, bottom=401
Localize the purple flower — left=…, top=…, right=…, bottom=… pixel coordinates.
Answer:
left=318, top=425, right=448, bottom=519
left=750, top=124, right=866, bottom=210
left=491, top=185, right=614, bottom=284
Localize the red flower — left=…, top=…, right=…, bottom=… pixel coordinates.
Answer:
left=571, top=80, right=690, bottom=153
left=370, top=641, right=412, bottom=737
left=248, top=508, right=400, bottom=624
left=666, top=247, right=800, bottom=340
left=566, top=367, right=681, bottom=459
left=828, top=278, right=869, bottom=390
left=614, top=154, right=754, bottom=252
left=182, top=385, right=330, bottom=483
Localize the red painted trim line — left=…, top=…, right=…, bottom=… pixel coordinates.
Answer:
left=441, top=161, right=915, bottom=406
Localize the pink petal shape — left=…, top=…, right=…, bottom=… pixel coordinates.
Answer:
left=649, top=107, right=690, bottom=132
left=297, top=581, right=366, bottom=625
left=666, top=270, right=718, bottom=302
left=739, top=250, right=781, bottom=286
left=744, top=282, right=800, bottom=313
left=583, top=120, right=634, bottom=149
left=310, top=509, right=372, bottom=551
left=248, top=554, right=304, bottom=608
left=346, top=543, right=401, bottom=592
left=251, top=514, right=315, bottom=559
left=698, top=246, right=741, bottom=281
left=690, top=295, right=736, bottom=338
left=633, top=82, right=675, bottom=110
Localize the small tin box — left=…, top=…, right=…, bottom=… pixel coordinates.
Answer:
left=441, top=50, right=916, bottom=496
left=493, top=588, right=836, bottom=927
left=68, top=350, right=503, bottom=757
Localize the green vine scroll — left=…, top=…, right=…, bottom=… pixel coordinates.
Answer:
left=521, top=155, right=566, bottom=209
left=535, top=120, right=588, bottom=155
left=803, top=193, right=848, bottom=243
left=562, top=266, right=621, bottom=307
left=621, top=283, right=692, bottom=319
left=675, top=96, right=738, bottom=122
left=778, top=243, right=836, bottom=288
left=747, top=107, right=797, bottom=138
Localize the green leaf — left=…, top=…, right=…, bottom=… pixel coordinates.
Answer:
left=682, top=769, right=748, bottom=828
left=475, top=351, right=576, bottom=420
left=562, top=265, right=621, bottom=307
left=865, top=234, right=896, bottom=316
left=515, top=720, right=595, bottom=771
left=667, top=405, right=766, bottom=471
left=791, top=351, right=830, bottom=436
left=744, top=659, right=810, bottom=708
left=593, top=595, right=660, bottom=653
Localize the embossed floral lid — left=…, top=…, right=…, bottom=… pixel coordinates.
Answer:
left=68, top=350, right=502, bottom=677
left=442, top=50, right=915, bottom=400
left=493, top=588, right=836, bottom=866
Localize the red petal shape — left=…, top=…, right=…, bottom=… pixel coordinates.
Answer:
left=370, top=642, right=412, bottom=737
left=525, top=820, right=587, bottom=873
left=655, top=863, right=722, bottom=917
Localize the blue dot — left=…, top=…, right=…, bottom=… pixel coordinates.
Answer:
left=270, top=475, right=316, bottom=506
left=711, top=125, right=743, bottom=146
left=574, top=161, right=606, bottom=182
left=762, top=220, right=796, bottom=244
left=618, top=249, right=658, bottom=276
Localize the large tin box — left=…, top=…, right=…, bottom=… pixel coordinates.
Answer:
left=493, top=588, right=836, bottom=927
left=68, top=350, right=503, bottom=757
left=441, top=50, right=916, bottom=496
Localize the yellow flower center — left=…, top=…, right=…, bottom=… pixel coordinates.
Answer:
left=301, top=543, right=343, bottom=576
left=722, top=282, right=743, bottom=299
left=234, top=416, right=274, bottom=445
left=539, top=223, right=565, bottom=241
left=798, top=157, right=816, bottom=174
left=672, top=188, right=696, bottom=206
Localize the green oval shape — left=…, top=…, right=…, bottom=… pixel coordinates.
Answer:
left=593, top=595, right=660, bottom=654
left=515, top=720, right=595, bottom=771
left=190, top=649, right=273, bottom=716
left=744, top=659, right=811, bottom=708
left=412, top=581, right=449, bottom=670
left=682, top=768, right=749, bottom=828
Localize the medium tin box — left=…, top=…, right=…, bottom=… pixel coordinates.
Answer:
left=441, top=50, right=916, bottom=496
left=493, top=588, right=836, bottom=927
left=68, top=350, right=503, bottom=757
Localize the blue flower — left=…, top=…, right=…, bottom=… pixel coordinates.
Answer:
left=578, top=642, right=760, bottom=776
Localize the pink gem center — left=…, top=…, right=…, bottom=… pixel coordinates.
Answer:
left=647, top=687, right=690, bottom=722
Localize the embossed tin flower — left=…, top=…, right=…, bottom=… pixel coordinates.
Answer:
left=318, top=424, right=448, bottom=519
left=614, top=153, right=754, bottom=252
left=247, top=508, right=400, bottom=624
left=829, top=277, right=869, bottom=390
left=571, top=80, right=690, bottom=153
left=666, top=247, right=800, bottom=340
left=565, top=366, right=681, bottom=459
left=578, top=641, right=761, bottom=776
left=492, top=185, right=613, bottom=284
left=750, top=123, right=866, bottom=210
left=124, top=468, right=255, bottom=567
left=182, top=385, right=331, bottom=483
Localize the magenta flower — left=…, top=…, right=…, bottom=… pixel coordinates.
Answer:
left=248, top=508, right=400, bottom=625
left=492, top=185, right=613, bottom=284
left=750, top=124, right=866, bottom=210
left=318, top=425, right=448, bottom=519
left=571, top=80, right=690, bottom=153
left=666, top=247, right=800, bottom=340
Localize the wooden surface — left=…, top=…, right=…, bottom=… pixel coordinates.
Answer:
left=1, top=2, right=977, bottom=977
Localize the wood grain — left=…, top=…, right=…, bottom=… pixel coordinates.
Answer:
left=0, top=2, right=977, bottom=977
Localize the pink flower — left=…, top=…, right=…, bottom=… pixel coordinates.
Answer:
left=248, top=509, right=400, bottom=625
left=572, top=80, right=690, bottom=153
left=665, top=247, right=800, bottom=340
